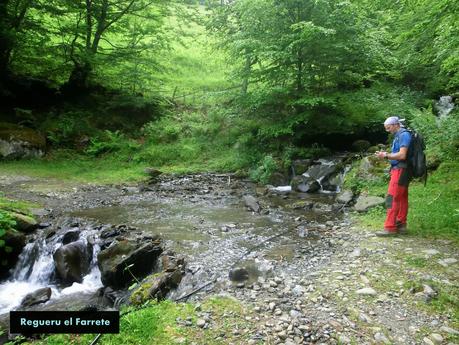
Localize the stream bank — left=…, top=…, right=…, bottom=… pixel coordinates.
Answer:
left=0, top=173, right=458, bottom=344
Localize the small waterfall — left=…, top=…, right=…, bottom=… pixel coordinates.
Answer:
left=0, top=228, right=102, bottom=315
left=435, top=96, right=455, bottom=119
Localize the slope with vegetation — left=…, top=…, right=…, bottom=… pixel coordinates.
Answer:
left=0, top=0, right=458, bottom=342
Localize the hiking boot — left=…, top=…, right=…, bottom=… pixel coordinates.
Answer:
left=396, top=222, right=408, bottom=235
left=375, top=229, right=399, bottom=237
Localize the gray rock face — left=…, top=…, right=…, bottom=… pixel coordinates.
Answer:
left=354, top=195, right=385, bottom=212
left=268, top=172, right=288, bottom=186
left=62, top=229, right=80, bottom=244
left=243, top=195, right=260, bottom=213
left=0, top=124, right=46, bottom=159
left=20, top=287, right=52, bottom=307
left=97, top=239, right=163, bottom=289
left=53, top=240, right=93, bottom=284
left=291, top=175, right=320, bottom=193
left=292, top=159, right=313, bottom=175
left=336, top=190, right=354, bottom=204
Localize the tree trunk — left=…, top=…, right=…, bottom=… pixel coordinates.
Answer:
left=64, top=62, right=92, bottom=93
left=242, top=57, right=250, bottom=94
left=0, top=1, right=12, bottom=78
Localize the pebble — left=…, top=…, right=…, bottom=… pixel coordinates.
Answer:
left=360, top=275, right=370, bottom=285
left=359, top=313, right=371, bottom=323
left=423, top=249, right=440, bottom=256
left=196, top=319, right=206, bottom=328
left=423, top=337, right=435, bottom=345
left=430, top=333, right=443, bottom=344
left=374, top=332, right=390, bottom=344
left=356, top=287, right=377, bottom=296
left=440, top=326, right=459, bottom=335
left=438, top=258, right=458, bottom=267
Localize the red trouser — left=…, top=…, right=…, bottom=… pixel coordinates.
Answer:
left=384, top=168, right=409, bottom=232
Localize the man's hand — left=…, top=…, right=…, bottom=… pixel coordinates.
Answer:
left=375, top=151, right=388, bottom=159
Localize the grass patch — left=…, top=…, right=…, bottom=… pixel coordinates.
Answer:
left=0, top=155, right=147, bottom=185
left=0, top=195, right=36, bottom=215
left=405, top=256, right=428, bottom=268
left=348, top=161, right=459, bottom=241
left=13, top=297, right=256, bottom=345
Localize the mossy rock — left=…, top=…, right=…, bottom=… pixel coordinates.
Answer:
left=0, top=122, right=46, bottom=148
left=11, top=212, right=38, bottom=233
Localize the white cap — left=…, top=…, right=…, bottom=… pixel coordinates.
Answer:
left=384, top=116, right=405, bottom=126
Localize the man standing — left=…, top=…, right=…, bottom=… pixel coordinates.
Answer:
left=375, top=116, right=412, bottom=236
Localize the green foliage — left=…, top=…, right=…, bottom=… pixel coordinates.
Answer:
left=86, top=130, right=140, bottom=157
left=44, top=111, right=95, bottom=147
left=410, top=109, right=459, bottom=163
left=249, top=155, right=279, bottom=184
left=0, top=210, right=16, bottom=250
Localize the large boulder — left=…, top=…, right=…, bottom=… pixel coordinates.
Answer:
left=354, top=195, right=385, bottom=212
left=97, top=238, right=163, bottom=289
left=11, top=212, right=38, bottom=233
left=336, top=190, right=354, bottom=204
left=20, top=287, right=52, bottom=307
left=291, top=175, right=320, bottom=193
left=243, top=195, right=260, bottom=213
left=292, top=159, right=313, bottom=175
left=53, top=240, right=93, bottom=284
left=0, top=122, right=46, bottom=159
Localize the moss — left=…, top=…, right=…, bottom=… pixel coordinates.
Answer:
left=0, top=122, right=46, bottom=148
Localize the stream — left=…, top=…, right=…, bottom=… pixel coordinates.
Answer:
left=0, top=168, right=349, bottom=325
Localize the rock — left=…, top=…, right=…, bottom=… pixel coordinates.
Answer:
left=423, top=284, right=437, bottom=299
left=336, top=190, right=353, bottom=204
left=354, top=195, right=385, bottom=212
left=243, top=195, right=260, bottom=213
left=53, top=240, right=93, bottom=284
left=277, top=331, right=287, bottom=340
left=374, top=332, right=390, bottom=344
left=430, top=333, right=443, bottom=344
left=350, top=248, right=361, bottom=258
left=359, top=312, right=371, bottom=323
left=423, top=249, right=440, bottom=256
left=339, top=335, right=351, bottom=344
left=356, top=287, right=377, bottom=296
left=440, top=326, right=459, bottom=335
left=268, top=172, right=288, bottom=186
left=97, top=238, right=163, bottom=289
left=130, top=270, right=183, bottom=305
left=229, top=267, right=249, bottom=282
left=291, top=175, right=320, bottom=193
left=62, top=229, right=80, bottom=244
left=292, top=159, right=313, bottom=175
left=438, top=258, right=458, bottom=267
left=0, top=123, right=46, bottom=159
left=196, top=319, right=206, bottom=328
left=11, top=212, right=38, bottom=232
left=144, top=168, right=162, bottom=178
left=423, top=337, right=435, bottom=345
left=20, top=287, right=52, bottom=307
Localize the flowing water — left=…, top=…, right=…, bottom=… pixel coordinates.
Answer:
left=0, top=172, right=345, bottom=317
left=0, top=228, right=102, bottom=315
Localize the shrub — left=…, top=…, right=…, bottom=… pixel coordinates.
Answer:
left=410, top=108, right=459, bottom=164
left=249, top=155, right=279, bottom=184
left=85, top=130, right=140, bottom=157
